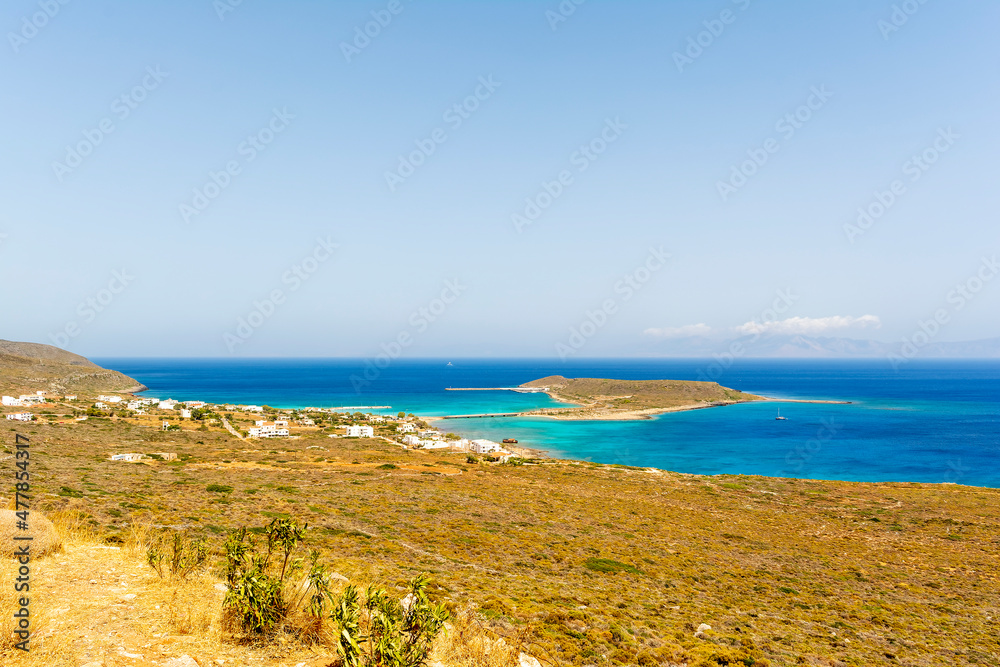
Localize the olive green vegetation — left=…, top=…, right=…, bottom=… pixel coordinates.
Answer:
left=518, top=376, right=764, bottom=417
left=6, top=417, right=1000, bottom=666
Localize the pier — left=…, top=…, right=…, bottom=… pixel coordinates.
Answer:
left=445, top=387, right=548, bottom=393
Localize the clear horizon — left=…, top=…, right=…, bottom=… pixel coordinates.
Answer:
left=3, top=1, right=998, bottom=358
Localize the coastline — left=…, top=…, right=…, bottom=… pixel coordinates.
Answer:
left=431, top=396, right=852, bottom=422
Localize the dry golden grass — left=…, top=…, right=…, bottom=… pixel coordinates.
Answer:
left=431, top=607, right=525, bottom=667
left=0, top=510, right=62, bottom=558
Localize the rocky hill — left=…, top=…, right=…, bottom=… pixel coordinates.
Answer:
left=0, top=340, right=145, bottom=394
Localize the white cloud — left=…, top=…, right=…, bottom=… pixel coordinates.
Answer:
left=643, top=323, right=713, bottom=338
left=735, top=315, right=881, bottom=337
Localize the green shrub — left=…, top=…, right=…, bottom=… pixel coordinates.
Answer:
left=332, top=572, right=449, bottom=667
left=207, top=484, right=233, bottom=494
left=583, top=558, right=642, bottom=575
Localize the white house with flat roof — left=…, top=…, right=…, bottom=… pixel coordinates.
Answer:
left=111, top=453, right=144, bottom=462
left=421, top=440, right=450, bottom=450
left=248, top=421, right=289, bottom=438
left=6, top=413, right=34, bottom=422
left=345, top=425, right=374, bottom=438
left=397, top=423, right=416, bottom=433
left=98, top=395, right=123, bottom=403
left=2, top=396, right=23, bottom=406
left=470, top=439, right=501, bottom=454
left=402, top=434, right=420, bottom=446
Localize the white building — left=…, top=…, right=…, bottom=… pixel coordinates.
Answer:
left=159, top=400, right=178, bottom=410
left=5, top=413, right=34, bottom=422
left=94, top=402, right=109, bottom=410
left=418, top=429, right=439, bottom=439
left=162, top=421, right=171, bottom=431
left=98, top=395, right=123, bottom=404
left=111, top=453, right=144, bottom=462
left=397, top=423, right=416, bottom=433
left=64, top=395, right=78, bottom=400
left=402, top=434, right=420, bottom=446
left=368, top=415, right=385, bottom=423
left=470, top=439, right=501, bottom=454
left=245, top=405, right=264, bottom=413
left=19, top=395, right=44, bottom=404
left=421, top=440, right=450, bottom=450
left=2, top=396, right=23, bottom=407
left=248, top=421, right=290, bottom=438
left=298, top=418, right=315, bottom=426
left=454, top=438, right=470, bottom=450
left=345, top=425, right=374, bottom=438
left=180, top=409, right=192, bottom=419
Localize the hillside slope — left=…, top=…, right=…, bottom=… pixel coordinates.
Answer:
left=0, top=340, right=145, bottom=394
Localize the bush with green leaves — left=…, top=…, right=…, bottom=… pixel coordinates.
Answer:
left=332, top=573, right=449, bottom=667
left=223, top=518, right=309, bottom=636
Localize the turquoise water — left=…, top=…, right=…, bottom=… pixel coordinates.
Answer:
left=96, top=358, right=1000, bottom=488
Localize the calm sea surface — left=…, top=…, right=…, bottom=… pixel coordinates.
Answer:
left=94, top=358, right=1000, bottom=488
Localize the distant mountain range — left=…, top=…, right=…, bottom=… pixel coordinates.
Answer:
left=640, top=334, right=1000, bottom=359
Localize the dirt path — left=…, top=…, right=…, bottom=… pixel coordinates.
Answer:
left=220, top=418, right=246, bottom=442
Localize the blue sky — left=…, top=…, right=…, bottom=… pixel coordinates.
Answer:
left=2, top=0, right=998, bottom=357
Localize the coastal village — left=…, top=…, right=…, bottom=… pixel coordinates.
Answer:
left=1, top=389, right=521, bottom=463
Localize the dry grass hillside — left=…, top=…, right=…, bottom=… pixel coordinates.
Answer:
left=0, top=511, right=517, bottom=667
left=0, top=340, right=145, bottom=395
left=3, top=413, right=998, bottom=666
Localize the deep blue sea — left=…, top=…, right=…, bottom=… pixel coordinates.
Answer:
left=94, top=358, right=1000, bottom=488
